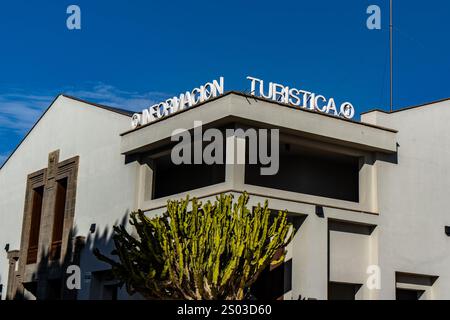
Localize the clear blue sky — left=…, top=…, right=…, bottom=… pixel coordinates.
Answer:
left=0, top=0, right=449, bottom=165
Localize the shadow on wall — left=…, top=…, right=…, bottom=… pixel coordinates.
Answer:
left=11, top=211, right=142, bottom=300
left=11, top=226, right=83, bottom=300
left=78, top=212, right=143, bottom=300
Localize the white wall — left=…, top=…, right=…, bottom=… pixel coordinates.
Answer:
left=362, top=100, right=450, bottom=299
left=5, top=94, right=449, bottom=300
left=0, top=96, right=138, bottom=299
left=329, top=231, right=370, bottom=285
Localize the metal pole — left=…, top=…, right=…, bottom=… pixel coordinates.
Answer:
left=390, top=0, right=393, bottom=112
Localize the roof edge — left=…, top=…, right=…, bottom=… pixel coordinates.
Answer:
left=121, top=91, right=398, bottom=136
left=361, top=97, right=450, bottom=115
left=61, top=94, right=134, bottom=117
left=0, top=94, right=133, bottom=171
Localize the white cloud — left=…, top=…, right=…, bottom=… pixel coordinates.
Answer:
left=0, top=83, right=171, bottom=165
left=0, top=83, right=170, bottom=135
left=65, top=83, right=170, bottom=111
left=0, top=93, right=53, bottom=133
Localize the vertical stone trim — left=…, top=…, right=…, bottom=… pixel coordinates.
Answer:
left=14, top=169, right=46, bottom=299
left=37, top=150, right=60, bottom=265
left=57, top=155, right=79, bottom=266
left=47, top=150, right=59, bottom=178
left=35, top=151, right=61, bottom=299
left=6, top=250, right=19, bottom=300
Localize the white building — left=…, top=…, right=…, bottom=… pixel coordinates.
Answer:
left=1, top=91, right=449, bottom=300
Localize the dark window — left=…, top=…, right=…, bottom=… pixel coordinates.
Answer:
left=152, top=153, right=225, bottom=199
left=50, top=178, right=68, bottom=260
left=103, top=284, right=119, bottom=300
left=395, top=272, right=438, bottom=287
left=22, top=281, right=38, bottom=299
left=246, top=143, right=360, bottom=202
left=249, top=212, right=303, bottom=300
left=27, top=186, right=44, bottom=264
left=328, top=282, right=361, bottom=300
left=394, top=272, right=436, bottom=300
left=396, top=288, right=424, bottom=300
left=329, top=219, right=376, bottom=236
left=90, top=270, right=119, bottom=300
left=46, top=279, right=62, bottom=300
left=250, top=251, right=292, bottom=300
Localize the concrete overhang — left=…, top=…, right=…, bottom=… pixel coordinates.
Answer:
left=120, top=92, right=398, bottom=155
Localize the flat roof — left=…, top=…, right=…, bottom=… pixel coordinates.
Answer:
left=121, top=91, right=398, bottom=136
left=121, top=92, right=399, bottom=155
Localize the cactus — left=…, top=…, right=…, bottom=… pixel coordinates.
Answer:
left=94, top=192, right=296, bottom=300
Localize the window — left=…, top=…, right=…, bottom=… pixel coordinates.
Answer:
left=250, top=212, right=304, bottom=300
left=396, top=288, right=424, bottom=300
left=250, top=249, right=292, bottom=300
left=22, top=281, right=38, bottom=299
left=27, top=186, right=44, bottom=264
left=328, top=282, right=361, bottom=300
left=245, top=143, right=360, bottom=202
left=102, top=284, right=119, bottom=300
left=328, top=220, right=373, bottom=301
left=395, top=272, right=438, bottom=300
left=152, top=153, right=225, bottom=199
left=89, top=270, right=119, bottom=300
left=10, top=151, right=79, bottom=300
left=50, top=178, right=68, bottom=261
left=46, top=279, right=62, bottom=300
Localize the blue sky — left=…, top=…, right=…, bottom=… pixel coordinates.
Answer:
left=0, top=0, right=449, bottom=165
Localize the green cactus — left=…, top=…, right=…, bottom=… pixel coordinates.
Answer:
left=94, top=192, right=296, bottom=300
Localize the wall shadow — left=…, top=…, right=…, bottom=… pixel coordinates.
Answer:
left=8, top=211, right=140, bottom=300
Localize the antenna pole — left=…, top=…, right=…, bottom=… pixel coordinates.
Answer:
left=390, top=0, right=393, bottom=112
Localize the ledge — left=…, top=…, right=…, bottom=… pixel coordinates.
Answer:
left=121, top=92, right=398, bottom=155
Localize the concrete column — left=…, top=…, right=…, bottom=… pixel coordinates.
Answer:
left=225, top=128, right=246, bottom=189
left=359, top=154, right=378, bottom=213
left=291, top=214, right=328, bottom=300
left=6, top=250, right=19, bottom=300
left=134, top=159, right=153, bottom=210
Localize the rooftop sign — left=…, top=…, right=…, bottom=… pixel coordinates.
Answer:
left=247, top=76, right=355, bottom=120
left=130, top=75, right=355, bottom=128
left=131, top=77, right=224, bottom=129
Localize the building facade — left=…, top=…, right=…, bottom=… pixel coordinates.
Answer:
left=1, top=91, right=449, bottom=300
